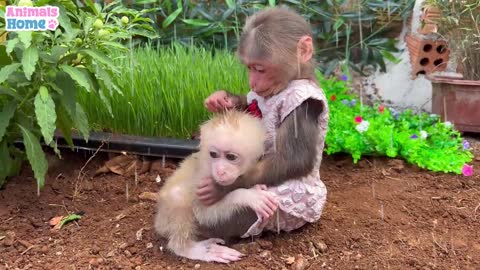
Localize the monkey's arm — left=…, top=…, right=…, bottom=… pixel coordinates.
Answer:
left=236, top=98, right=324, bottom=188
left=195, top=186, right=277, bottom=228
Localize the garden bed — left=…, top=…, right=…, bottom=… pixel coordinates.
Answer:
left=1, top=135, right=479, bottom=270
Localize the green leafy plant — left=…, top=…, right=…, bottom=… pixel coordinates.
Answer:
left=0, top=0, right=157, bottom=191
left=125, top=0, right=415, bottom=76
left=434, top=0, right=480, bottom=81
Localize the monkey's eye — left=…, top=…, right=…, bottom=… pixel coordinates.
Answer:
left=252, top=65, right=265, bottom=73
left=225, top=153, right=238, bottom=161
left=209, top=151, right=219, bottom=158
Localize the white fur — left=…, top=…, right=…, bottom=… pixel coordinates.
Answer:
left=154, top=110, right=271, bottom=264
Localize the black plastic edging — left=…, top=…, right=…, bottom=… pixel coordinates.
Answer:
left=48, top=131, right=200, bottom=159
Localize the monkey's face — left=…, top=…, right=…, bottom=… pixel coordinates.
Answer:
left=208, top=148, right=245, bottom=186
left=243, top=60, right=285, bottom=97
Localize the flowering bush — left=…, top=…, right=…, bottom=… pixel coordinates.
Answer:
left=319, top=72, right=474, bottom=175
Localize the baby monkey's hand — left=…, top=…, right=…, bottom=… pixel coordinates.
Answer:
left=248, top=185, right=278, bottom=221
left=196, top=176, right=222, bottom=206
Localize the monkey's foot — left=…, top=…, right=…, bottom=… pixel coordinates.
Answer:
left=183, top=238, right=245, bottom=264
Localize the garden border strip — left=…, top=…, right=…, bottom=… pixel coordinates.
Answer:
left=15, top=131, right=200, bottom=159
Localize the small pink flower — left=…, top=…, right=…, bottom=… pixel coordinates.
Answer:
left=462, top=164, right=473, bottom=176
left=354, top=116, right=363, bottom=124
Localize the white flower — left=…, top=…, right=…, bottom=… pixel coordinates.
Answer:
left=444, top=121, right=452, bottom=128
left=420, top=130, right=428, bottom=139
left=356, top=120, right=370, bottom=133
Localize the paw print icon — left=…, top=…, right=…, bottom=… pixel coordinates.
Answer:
left=47, top=19, right=58, bottom=30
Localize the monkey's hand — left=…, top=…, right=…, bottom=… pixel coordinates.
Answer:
left=196, top=176, right=224, bottom=206
left=204, top=90, right=247, bottom=112
left=246, top=185, right=278, bottom=221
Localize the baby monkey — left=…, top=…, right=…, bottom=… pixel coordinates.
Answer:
left=154, top=110, right=278, bottom=263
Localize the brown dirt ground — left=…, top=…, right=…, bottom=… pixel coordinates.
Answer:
left=1, top=136, right=480, bottom=270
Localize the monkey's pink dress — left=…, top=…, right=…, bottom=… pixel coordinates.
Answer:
left=241, top=79, right=329, bottom=238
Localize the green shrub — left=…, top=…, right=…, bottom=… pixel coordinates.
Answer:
left=128, top=0, right=415, bottom=76
left=0, top=0, right=157, bottom=191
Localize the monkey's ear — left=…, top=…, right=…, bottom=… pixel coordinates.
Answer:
left=297, top=35, right=313, bottom=64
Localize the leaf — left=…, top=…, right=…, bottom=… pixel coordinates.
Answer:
left=366, top=38, right=390, bottom=46
left=381, top=50, right=401, bottom=64
left=162, top=7, right=182, bottom=29
left=225, top=0, right=235, bottom=9
left=55, top=104, right=74, bottom=149
left=134, top=0, right=157, bottom=3
left=181, top=19, right=211, bottom=27
left=98, top=88, right=113, bottom=117
left=55, top=71, right=77, bottom=118
left=334, top=18, right=345, bottom=30
left=55, top=214, right=82, bottom=229
left=6, top=38, right=19, bottom=56
left=0, top=100, right=17, bottom=142
left=83, top=16, right=94, bottom=35
left=95, top=64, right=121, bottom=95
left=51, top=46, right=69, bottom=63
left=55, top=4, right=73, bottom=37
left=17, top=31, right=33, bottom=48
left=34, top=86, right=57, bottom=145
left=0, top=45, right=12, bottom=66
left=57, top=0, right=77, bottom=12
left=268, top=0, right=276, bottom=7
left=128, top=28, right=159, bottom=39
left=0, top=141, right=17, bottom=188
left=74, top=103, right=89, bottom=142
left=18, top=124, right=48, bottom=193
left=131, top=17, right=154, bottom=24
left=0, top=63, right=22, bottom=84
left=0, top=86, right=21, bottom=101
left=80, top=49, right=117, bottom=71
left=49, top=140, right=61, bottom=158
left=221, top=8, right=235, bottom=20
left=100, top=41, right=128, bottom=51
left=59, top=65, right=92, bottom=92
left=21, top=46, right=39, bottom=80
left=83, top=0, right=99, bottom=15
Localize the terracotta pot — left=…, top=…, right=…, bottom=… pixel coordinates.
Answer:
left=428, top=75, right=480, bottom=133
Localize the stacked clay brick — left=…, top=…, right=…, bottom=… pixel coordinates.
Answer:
left=406, top=5, right=450, bottom=79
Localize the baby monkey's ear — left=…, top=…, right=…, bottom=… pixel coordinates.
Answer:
left=297, top=35, right=313, bottom=64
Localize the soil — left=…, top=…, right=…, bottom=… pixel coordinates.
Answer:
left=1, top=136, right=480, bottom=270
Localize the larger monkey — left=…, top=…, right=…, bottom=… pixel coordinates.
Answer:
left=199, top=6, right=330, bottom=240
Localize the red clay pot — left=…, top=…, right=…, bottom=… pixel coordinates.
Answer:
left=429, top=75, right=480, bottom=133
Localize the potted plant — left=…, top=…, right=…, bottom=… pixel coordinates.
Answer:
left=427, top=0, right=480, bottom=133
